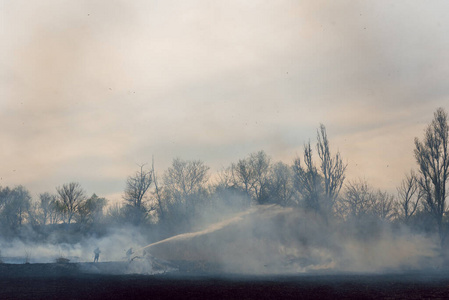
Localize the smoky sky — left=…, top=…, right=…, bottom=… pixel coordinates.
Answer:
left=1, top=0, right=449, bottom=202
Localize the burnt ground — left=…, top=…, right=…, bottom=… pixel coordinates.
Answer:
left=1, top=263, right=449, bottom=299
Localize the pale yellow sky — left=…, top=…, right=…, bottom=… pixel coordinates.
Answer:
left=1, top=1, right=448, bottom=203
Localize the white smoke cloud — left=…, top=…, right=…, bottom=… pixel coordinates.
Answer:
left=139, top=205, right=439, bottom=274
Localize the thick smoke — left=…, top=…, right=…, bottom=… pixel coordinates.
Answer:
left=0, top=204, right=441, bottom=275
left=0, top=225, right=150, bottom=264
left=136, top=205, right=439, bottom=274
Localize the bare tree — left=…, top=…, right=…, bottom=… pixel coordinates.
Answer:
left=233, top=158, right=253, bottom=196
left=12, top=186, right=31, bottom=227
left=338, top=179, right=395, bottom=222
left=317, top=124, right=347, bottom=211
left=414, top=107, right=449, bottom=244
left=161, top=158, right=210, bottom=231
left=247, top=151, right=271, bottom=203
left=266, top=162, right=295, bottom=206
left=105, top=203, right=125, bottom=224
left=0, top=186, right=32, bottom=233
left=56, top=182, right=87, bottom=224
left=215, top=166, right=234, bottom=190
left=339, top=179, right=375, bottom=219
left=292, top=142, right=322, bottom=211
left=37, top=192, right=58, bottom=225
left=77, top=194, right=107, bottom=225
left=212, top=166, right=252, bottom=212
left=123, top=164, right=153, bottom=225
left=0, top=185, right=32, bottom=234
left=372, top=190, right=396, bottom=222
left=397, top=170, right=422, bottom=223
left=49, top=199, right=64, bottom=224
left=230, top=151, right=271, bottom=204
left=292, top=125, right=346, bottom=215
left=0, top=186, right=8, bottom=211
left=152, top=157, right=165, bottom=223
left=163, top=158, right=209, bottom=199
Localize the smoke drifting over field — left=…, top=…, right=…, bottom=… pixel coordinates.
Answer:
left=134, top=205, right=439, bottom=274
left=0, top=205, right=442, bottom=275
left=0, top=226, right=149, bottom=264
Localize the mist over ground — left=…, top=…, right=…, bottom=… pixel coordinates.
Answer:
left=139, top=205, right=440, bottom=274
left=0, top=203, right=441, bottom=275
left=0, top=225, right=150, bottom=264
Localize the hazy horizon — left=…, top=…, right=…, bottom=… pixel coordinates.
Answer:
left=1, top=1, right=449, bottom=204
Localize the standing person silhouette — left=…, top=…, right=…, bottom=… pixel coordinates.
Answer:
left=94, top=247, right=101, bottom=263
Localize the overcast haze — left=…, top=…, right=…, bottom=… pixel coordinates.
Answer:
left=1, top=1, right=449, bottom=203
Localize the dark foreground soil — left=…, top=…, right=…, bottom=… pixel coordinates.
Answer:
left=1, top=263, right=449, bottom=299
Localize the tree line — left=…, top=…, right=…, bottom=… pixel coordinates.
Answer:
left=0, top=108, right=448, bottom=247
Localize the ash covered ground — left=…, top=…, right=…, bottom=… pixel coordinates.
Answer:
left=1, top=262, right=449, bottom=299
